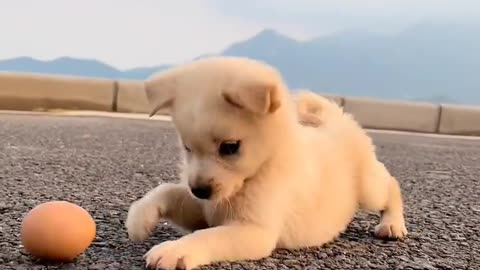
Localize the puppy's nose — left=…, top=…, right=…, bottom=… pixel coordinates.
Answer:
left=191, top=185, right=212, bottom=200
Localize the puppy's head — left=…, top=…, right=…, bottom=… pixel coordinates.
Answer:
left=145, top=57, right=293, bottom=202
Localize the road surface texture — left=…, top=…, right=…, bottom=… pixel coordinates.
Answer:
left=1, top=113, right=479, bottom=270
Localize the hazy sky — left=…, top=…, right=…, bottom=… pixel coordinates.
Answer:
left=1, top=0, right=478, bottom=69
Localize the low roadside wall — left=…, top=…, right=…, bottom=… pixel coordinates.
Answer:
left=115, top=80, right=149, bottom=113
left=0, top=72, right=114, bottom=112
left=343, top=97, right=441, bottom=133
left=438, top=104, right=480, bottom=136
left=0, top=72, right=479, bottom=136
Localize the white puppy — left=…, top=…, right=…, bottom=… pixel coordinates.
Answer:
left=125, top=57, right=408, bottom=270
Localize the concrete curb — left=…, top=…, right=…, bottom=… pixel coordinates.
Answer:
left=2, top=110, right=479, bottom=141
left=0, top=72, right=479, bottom=136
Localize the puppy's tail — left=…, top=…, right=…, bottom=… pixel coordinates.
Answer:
left=294, top=90, right=345, bottom=127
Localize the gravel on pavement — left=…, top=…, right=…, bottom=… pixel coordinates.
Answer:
left=0, top=114, right=479, bottom=270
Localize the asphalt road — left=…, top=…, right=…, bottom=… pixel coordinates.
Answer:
left=1, top=113, right=479, bottom=270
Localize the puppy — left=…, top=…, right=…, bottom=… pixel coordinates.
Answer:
left=125, top=57, right=408, bottom=270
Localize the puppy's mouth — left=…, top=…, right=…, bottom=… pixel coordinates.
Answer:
left=218, top=178, right=248, bottom=201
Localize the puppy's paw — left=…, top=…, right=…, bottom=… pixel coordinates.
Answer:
left=374, top=214, right=407, bottom=240
left=144, top=240, right=205, bottom=270
left=125, top=198, right=161, bottom=242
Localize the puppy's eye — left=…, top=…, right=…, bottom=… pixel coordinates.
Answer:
left=184, top=145, right=192, bottom=152
left=219, top=141, right=241, bottom=157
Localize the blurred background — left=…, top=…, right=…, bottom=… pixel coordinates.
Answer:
left=1, top=0, right=479, bottom=106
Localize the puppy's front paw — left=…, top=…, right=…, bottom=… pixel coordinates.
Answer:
left=144, top=240, right=206, bottom=270
left=374, top=214, right=407, bottom=240
left=125, top=198, right=161, bottom=242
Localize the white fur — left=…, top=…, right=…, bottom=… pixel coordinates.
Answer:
left=125, top=57, right=408, bottom=270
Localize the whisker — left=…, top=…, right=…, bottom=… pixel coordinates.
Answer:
left=179, top=194, right=187, bottom=221
left=227, top=199, right=234, bottom=220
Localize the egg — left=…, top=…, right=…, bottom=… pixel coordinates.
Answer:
left=21, top=201, right=96, bottom=262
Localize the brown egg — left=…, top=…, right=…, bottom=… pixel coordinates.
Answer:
left=21, top=201, right=96, bottom=262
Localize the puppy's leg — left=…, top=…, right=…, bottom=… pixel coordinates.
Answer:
left=359, top=161, right=408, bottom=240
left=144, top=223, right=277, bottom=270
left=126, top=183, right=207, bottom=242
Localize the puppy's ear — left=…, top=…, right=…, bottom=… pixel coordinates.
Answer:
left=144, top=72, right=178, bottom=117
left=222, top=82, right=281, bottom=114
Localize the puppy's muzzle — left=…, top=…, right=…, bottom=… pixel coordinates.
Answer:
left=190, top=185, right=212, bottom=200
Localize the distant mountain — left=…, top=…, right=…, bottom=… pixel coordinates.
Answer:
left=1, top=22, right=480, bottom=105
left=221, top=23, right=480, bottom=105
left=121, top=65, right=171, bottom=80
left=0, top=56, right=169, bottom=80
